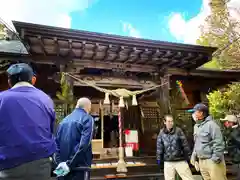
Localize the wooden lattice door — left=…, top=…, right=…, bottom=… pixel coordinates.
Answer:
left=139, top=106, right=162, bottom=155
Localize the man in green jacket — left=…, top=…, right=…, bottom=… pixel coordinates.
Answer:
left=189, top=103, right=227, bottom=180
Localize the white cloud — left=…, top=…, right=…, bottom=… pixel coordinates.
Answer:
left=168, top=0, right=240, bottom=44
left=228, top=0, right=240, bottom=22
left=121, top=21, right=141, bottom=38
left=0, top=0, right=96, bottom=31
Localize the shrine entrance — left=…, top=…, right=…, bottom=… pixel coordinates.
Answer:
left=9, top=20, right=219, bottom=176
left=103, top=114, right=118, bottom=148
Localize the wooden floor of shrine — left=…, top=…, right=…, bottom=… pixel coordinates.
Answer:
left=51, top=156, right=239, bottom=180
left=91, top=156, right=237, bottom=180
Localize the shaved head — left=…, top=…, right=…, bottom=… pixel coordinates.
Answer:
left=76, top=97, right=91, bottom=113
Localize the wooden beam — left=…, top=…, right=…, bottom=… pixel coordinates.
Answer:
left=70, top=74, right=158, bottom=89
left=135, top=49, right=152, bottom=64
left=131, top=48, right=145, bottom=63
left=166, top=68, right=188, bottom=76
left=162, top=51, right=174, bottom=58
left=80, top=41, right=86, bottom=59
left=172, top=52, right=182, bottom=59
left=20, top=28, right=25, bottom=39
left=162, top=52, right=184, bottom=67
left=175, top=53, right=195, bottom=68
left=54, top=37, right=60, bottom=56
left=112, top=46, right=124, bottom=62
left=23, top=32, right=213, bottom=69
left=123, top=47, right=138, bottom=63
left=0, top=55, right=157, bottom=73
left=158, top=74, right=171, bottom=114
left=145, top=51, right=167, bottom=65
left=16, top=21, right=216, bottom=55
left=152, top=49, right=162, bottom=57
left=182, top=53, right=194, bottom=61
left=121, top=48, right=134, bottom=63
left=166, top=60, right=179, bottom=67
left=67, top=39, right=74, bottom=57
left=187, top=54, right=208, bottom=69
left=37, top=35, right=46, bottom=56
left=73, top=59, right=157, bottom=73
left=166, top=68, right=240, bottom=79
left=91, top=43, right=99, bottom=60
left=102, top=44, right=111, bottom=60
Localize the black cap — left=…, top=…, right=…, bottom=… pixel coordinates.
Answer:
left=7, top=63, right=34, bottom=77
left=188, top=103, right=208, bottom=113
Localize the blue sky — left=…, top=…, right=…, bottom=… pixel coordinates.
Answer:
left=2, top=0, right=239, bottom=44
left=70, top=0, right=202, bottom=43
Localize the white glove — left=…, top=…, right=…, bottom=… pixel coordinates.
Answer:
left=54, top=162, right=70, bottom=177
left=190, top=157, right=195, bottom=166
left=194, top=162, right=200, bottom=172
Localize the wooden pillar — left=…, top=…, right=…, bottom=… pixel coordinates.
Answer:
left=158, top=74, right=171, bottom=116
left=59, top=64, right=75, bottom=115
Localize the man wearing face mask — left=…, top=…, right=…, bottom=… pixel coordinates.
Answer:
left=0, top=63, right=56, bottom=179
left=189, top=103, right=227, bottom=180
left=221, top=115, right=240, bottom=179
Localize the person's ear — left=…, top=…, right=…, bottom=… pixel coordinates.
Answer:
left=8, top=79, right=12, bottom=88
left=32, top=76, right=36, bottom=85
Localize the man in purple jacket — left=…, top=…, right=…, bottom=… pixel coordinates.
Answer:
left=0, top=63, right=56, bottom=180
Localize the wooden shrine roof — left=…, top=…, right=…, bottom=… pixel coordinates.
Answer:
left=168, top=68, right=240, bottom=80
left=12, top=21, right=217, bottom=72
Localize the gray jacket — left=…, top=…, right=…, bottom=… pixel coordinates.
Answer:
left=191, top=116, right=225, bottom=163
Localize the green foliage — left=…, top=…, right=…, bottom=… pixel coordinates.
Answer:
left=56, top=73, right=75, bottom=123
left=207, top=83, right=240, bottom=146
left=0, top=23, right=5, bottom=40
left=207, top=90, right=228, bottom=120
left=197, top=0, right=240, bottom=70
left=207, top=83, right=240, bottom=119
left=0, top=23, right=10, bottom=69
left=202, top=57, right=222, bottom=69
left=0, top=24, right=4, bottom=31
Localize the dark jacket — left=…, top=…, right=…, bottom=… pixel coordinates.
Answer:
left=156, top=126, right=191, bottom=162
left=55, top=108, right=94, bottom=169
left=228, top=126, right=240, bottom=164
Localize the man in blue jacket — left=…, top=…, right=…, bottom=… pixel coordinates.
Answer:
left=54, top=97, right=94, bottom=180
left=0, top=63, right=56, bottom=179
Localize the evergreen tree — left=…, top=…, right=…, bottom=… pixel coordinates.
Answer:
left=56, top=73, right=75, bottom=123
left=197, top=0, right=240, bottom=69
left=0, top=23, right=10, bottom=70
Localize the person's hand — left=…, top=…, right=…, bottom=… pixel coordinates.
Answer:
left=190, top=153, right=197, bottom=166
left=157, top=160, right=161, bottom=165
left=194, top=162, right=200, bottom=172
left=190, top=157, right=195, bottom=166
left=54, top=162, right=70, bottom=177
